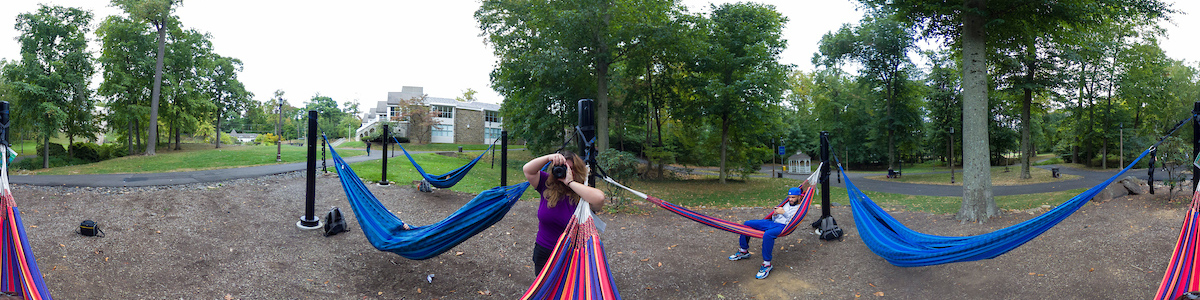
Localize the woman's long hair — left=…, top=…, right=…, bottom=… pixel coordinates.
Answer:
left=544, top=151, right=588, bottom=208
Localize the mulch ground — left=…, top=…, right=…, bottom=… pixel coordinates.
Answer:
left=7, top=172, right=1192, bottom=299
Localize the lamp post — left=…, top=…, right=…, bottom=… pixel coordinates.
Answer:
left=1119, top=123, right=1124, bottom=168
left=276, top=94, right=284, bottom=162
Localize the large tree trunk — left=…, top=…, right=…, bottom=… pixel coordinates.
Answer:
left=146, top=22, right=165, bottom=156
left=956, top=0, right=998, bottom=223
left=127, top=121, right=134, bottom=154
left=1020, top=60, right=1033, bottom=179
left=719, top=116, right=730, bottom=184
left=594, top=3, right=611, bottom=152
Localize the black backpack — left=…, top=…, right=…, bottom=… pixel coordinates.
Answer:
left=811, top=216, right=843, bottom=241
left=323, top=207, right=348, bottom=237
left=418, top=180, right=433, bottom=193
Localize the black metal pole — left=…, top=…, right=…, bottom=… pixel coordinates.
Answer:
left=578, top=99, right=597, bottom=187
left=321, top=136, right=327, bottom=173
left=501, top=130, right=508, bottom=187
left=1194, top=102, right=1199, bottom=192
left=0, top=101, right=9, bottom=147
left=299, top=110, right=320, bottom=229
left=1149, top=148, right=1156, bottom=195
left=381, top=124, right=389, bottom=185
left=820, top=131, right=831, bottom=218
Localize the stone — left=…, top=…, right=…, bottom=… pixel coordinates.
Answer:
left=1119, top=176, right=1147, bottom=195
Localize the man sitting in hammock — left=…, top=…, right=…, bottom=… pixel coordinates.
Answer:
left=727, top=182, right=812, bottom=279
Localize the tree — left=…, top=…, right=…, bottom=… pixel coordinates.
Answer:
left=97, top=14, right=156, bottom=154
left=393, top=95, right=439, bottom=145
left=859, top=0, right=1174, bottom=222
left=477, top=0, right=679, bottom=152
left=815, top=12, right=920, bottom=171
left=455, top=88, right=478, bottom=102
left=678, top=3, right=790, bottom=184
left=203, top=55, right=250, bottom=148
left=112, top=0, right=180, bottom=156
left=4, top=5, right=94, bottom=168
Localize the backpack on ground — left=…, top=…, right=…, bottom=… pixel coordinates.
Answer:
left=811, top=216, right=842, bottom=241
left=418, top=180, right=433, bottom=193
left=323, top=207, right=348, bottom=237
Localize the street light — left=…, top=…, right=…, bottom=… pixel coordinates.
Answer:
left=276, top=94, right=284, bottom=162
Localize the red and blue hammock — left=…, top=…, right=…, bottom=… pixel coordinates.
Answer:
left=1156, top=190, right=1200, bottom=300
left=520, top=203, right=621, bottom=300
left=0, top=149, right=51, bottom=299
left=603, top=170, right=819, bottom=239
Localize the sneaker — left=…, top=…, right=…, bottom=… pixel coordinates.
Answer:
left=727, top=251, right=751, bottom=261
left=755, top=264, right=773, bottom=279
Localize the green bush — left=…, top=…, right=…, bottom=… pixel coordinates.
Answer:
left=597, top=149, right=640, bottom=213
left=13, top=155, right=91, bottom=170
left=99, top=143, right=129, bottom=160
left=35, top=143, right=67, bottom=158
left=69, top=142, right=102, bottom=162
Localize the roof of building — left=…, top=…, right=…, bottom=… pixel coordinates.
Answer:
left=788, top=152, right=811, bottom=160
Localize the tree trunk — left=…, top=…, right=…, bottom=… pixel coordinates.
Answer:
left=146, top=22, right=166, bottom=156
left=42, top=136, right=49, bottom=169
left=215, top=110, right=222, bottom=149
left=174, top=125, right=181, bottom=150
left=1020, top=64, right=1033, bottom=179
left=594, top=3, right=612, bottom=152
left=956, top=0, right=998, bottom=223
left=136, top=121, right=142, bottom=153
left=127, top=120, right=134, bottom=154
left=719, top=116, right=730, bottom=184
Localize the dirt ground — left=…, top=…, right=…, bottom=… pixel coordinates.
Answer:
left=9, top=172, right=1191, bottom=299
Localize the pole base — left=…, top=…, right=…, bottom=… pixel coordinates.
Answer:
left=296, top=216, right=321, bottom=230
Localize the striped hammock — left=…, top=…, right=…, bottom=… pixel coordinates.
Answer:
left=604, top=169, right=819, bottom=239
left=328, top=143, right=527, bottom=260
left=520, top=203, right=621, bottom=300
left=845, top=147, right=1153, bottom=267
left=391, top=137, right=493, bottom=189
left=1156, top=190, right=1200, bottom=300
left=0, top=146, right=52, bottom=299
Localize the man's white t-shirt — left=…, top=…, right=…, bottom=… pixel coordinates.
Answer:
left=772, top=202, right=802, bottom=224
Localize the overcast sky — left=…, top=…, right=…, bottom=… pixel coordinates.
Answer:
left=1, top=1, right=1197, bottom=110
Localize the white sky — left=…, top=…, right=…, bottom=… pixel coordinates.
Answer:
left=0, top=0, right=1197, bottom=110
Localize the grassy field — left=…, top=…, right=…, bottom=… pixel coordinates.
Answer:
left=19, top=143, right=364, bottom=175
left=865, top=165, right=1080, bottom=186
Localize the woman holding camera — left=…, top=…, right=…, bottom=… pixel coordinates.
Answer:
left=522, top=151, right=605, bottom=274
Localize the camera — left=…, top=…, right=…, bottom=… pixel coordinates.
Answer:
left=552, top=165, right=568, bottom=179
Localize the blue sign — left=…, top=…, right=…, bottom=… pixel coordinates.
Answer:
left=778, top=146, right=785, bottom=156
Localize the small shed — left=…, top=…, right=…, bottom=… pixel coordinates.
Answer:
left=787, top=152, right=812, bottom=174
left=229, top=129, right=258, bottom=144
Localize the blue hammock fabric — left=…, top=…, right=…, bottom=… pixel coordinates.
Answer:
left=846, top=148, right=1153, bottom=267
left=328, top=144, right=528, bottom=260
left=392, top=137, right=493, bottom=188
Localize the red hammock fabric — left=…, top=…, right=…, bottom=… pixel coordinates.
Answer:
left=1156, top=191, right=1200, bottom=300
left=520, top=204, right=620, bottom=300
left=644, top=184, right=814, bottom=239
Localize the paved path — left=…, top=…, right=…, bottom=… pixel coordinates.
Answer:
left=8, top=148, right=491, bottom=187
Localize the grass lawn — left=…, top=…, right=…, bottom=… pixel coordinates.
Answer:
left=20, top=143, right=365, bottom=175
left=341, top=150, right=529, bottom=197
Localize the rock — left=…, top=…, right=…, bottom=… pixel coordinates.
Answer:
left=1092, top=183, right=1129, bottom=201
left=1119, top=176, right=1147, bottom=195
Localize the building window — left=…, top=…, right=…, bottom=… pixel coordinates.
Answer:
left=432, top=125, right=453, bottom=137
left=485, top=110, right=500, bottom=123
left=433, top=105, right=454, bottom=118
left=485, top=128, right=501, bottom=140
left=388, top=106, right=400, bottom=120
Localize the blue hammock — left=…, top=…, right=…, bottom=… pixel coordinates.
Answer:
left=328, top=144, right=528, bottom=260
left=391, top=137, right=494, bottom=189
left=846, top=148, right=1153, bottom=267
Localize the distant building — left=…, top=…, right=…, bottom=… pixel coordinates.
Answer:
left=787, top=152, right=813, bottom=174
left=229, top=129, right=258, bottom=144
left=357, top=86, right=504, bottom=144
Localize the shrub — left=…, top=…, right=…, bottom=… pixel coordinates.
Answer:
left=69, top=142, right=102, bottom=162
left=99, top=143, right=129, bottom=159
left=256, top=133, right=280, bottom=145
left=597, top=149, right=640, bottom=212
left=35, top=143, right=67, bottom=158
left=13, top=155, right=91, bottom=170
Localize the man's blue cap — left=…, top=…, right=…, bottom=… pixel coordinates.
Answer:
left=788, top=187, right=803, bottom=196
